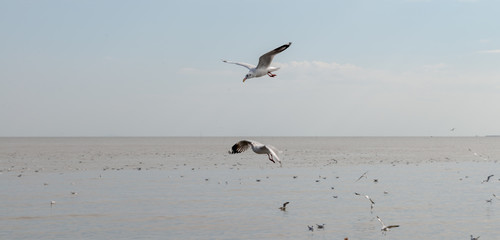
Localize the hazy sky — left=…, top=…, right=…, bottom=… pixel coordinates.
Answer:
left=1, top=0, right=499, bottom=137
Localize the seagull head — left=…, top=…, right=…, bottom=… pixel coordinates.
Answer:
left=243, top=72, right=255, bottom=82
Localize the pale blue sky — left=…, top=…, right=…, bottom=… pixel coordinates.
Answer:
left=1, top=0, right=499, bottom=136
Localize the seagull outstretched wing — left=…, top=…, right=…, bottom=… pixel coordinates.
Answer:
left=222, top=60, right=255, bottom=70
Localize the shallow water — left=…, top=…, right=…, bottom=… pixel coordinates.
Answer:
left=1, top=137, right=499, bottom=239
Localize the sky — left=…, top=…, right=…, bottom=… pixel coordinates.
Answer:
left=1, top=0, right=499, bottom=137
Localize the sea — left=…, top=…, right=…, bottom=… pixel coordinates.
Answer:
left=1, top=137, right=499, bottom=239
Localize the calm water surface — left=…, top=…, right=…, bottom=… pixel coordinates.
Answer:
left=1, top=137, right=499, bottom=239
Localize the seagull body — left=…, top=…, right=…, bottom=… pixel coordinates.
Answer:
left=471, top=235, right=480, bottom=240
left=229, top=140, right=282, bottom=165
left=223, top=42, right=292, bottom=82
left=377, top=216, right=399, bottom=232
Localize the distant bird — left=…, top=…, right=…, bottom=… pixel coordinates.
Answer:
left=355, top=192, right=375, bottom=209
left=50, top=201, right=56, bottom=206
left=450, top=128, right=455, bottom=132
left=493, top=194, right=500, bottom=200
left=486, top=199, right=492, bottom=203
left=376, top=216, right=399, bottom=232
left=355, top=171, right=368, bottom=182
left=471, top=234, right=480, bottom=240
left=222, top=42, right=292, bottom=82
left=482, top=174, right=494, bottom=183
left=316, top=224, right=325, bottom=229
left=307, top=225, right=314, bottom=231
left=229, top=140, right=282, bottom=165
left=279, top=202, right=290, bottom=211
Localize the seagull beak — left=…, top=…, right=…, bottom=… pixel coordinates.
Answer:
left=243, top=78, right=247, bottom=82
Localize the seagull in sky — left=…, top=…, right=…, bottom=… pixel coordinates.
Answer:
left=222, top=42, right=292, bottom=82
left=376, top=216, right=400, bottom=232
left=229, top=140, right=282, bottom=165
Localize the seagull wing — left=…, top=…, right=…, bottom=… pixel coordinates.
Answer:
left=376, top=216, right=385, bottom=227
left=229, top=140, right=254, bottom=154
left=222, top=60, right=255, bottom=70
left=386, top=225, right=400, bottom=229
left=264, top=145, right=281, bottom=163
left=256, top=42, right=291, bottom=70
left=366, top=195, right=375, bottom=204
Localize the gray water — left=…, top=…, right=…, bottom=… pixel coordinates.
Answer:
left=1, top=137, right=499, bottom=239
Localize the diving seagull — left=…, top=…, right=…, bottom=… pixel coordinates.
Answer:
left=229, top=140, right=282, bottom=165
left=222, top=42, right=292, bottom=82
left=377, top=216, right=399, bottom=232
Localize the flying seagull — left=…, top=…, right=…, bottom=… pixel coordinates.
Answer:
left=355, top=192, right=375, bottom=209
left=471, top=235, right=480, bottom=240
left=481, top=174, right=494, bottom=183
left=229, top=140, right=282, bottom=165
left=279, top=202, right=290, bottom=211
left=376, top=216, right=399, bottom=232
left=222, top=42, right=292, bottom=82
left=355, top=171, right=368, bottom=182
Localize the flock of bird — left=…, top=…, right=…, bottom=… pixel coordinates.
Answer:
left=227, top=138, right=497, bottom=238
left=228, top=138, right=402, bottom=236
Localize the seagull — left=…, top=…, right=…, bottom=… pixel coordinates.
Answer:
left=229, top=140, right=282, bottom=165
left=279, top=202, right=290, bottom=211
left=222, top=42, right=292, bottom=82
left=355, top=171, right=368, bottom=182
left=471, top=235, right=480, bottom=240
left=355, top=192, right=375, bottom=209
left=376, top=216, right=399, bottom=232
left=482, top=174, right=494, bottom=183
left=307, top=225, right=314, bottom=231
left=316, top=224, right=325, bottom=229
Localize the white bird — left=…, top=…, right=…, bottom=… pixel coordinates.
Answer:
left=355, top=192, right=375, bottom=210
left=229, top=140, right=282, bottom=165
left=376, top=216, right=399, bottom=232
left=223, top=42, right=292, bottom=82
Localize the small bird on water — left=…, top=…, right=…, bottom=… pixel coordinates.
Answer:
left=307, top=225, right=314, bottom=231
left=316, top=224, right=325, bottom=229
left=279, top=202, right=289, bottom=211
